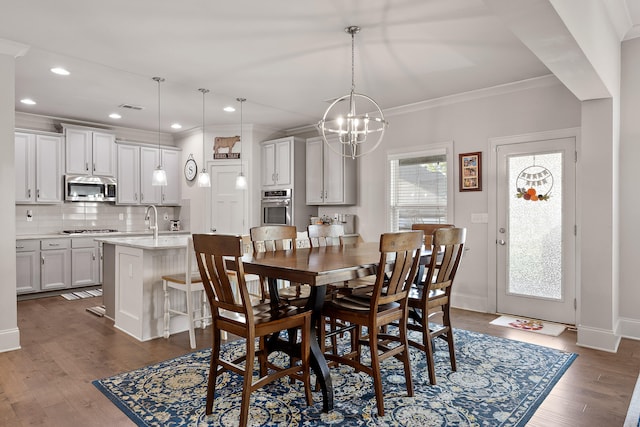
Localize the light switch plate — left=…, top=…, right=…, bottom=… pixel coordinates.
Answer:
left=471, top=213, right=489, bottom=223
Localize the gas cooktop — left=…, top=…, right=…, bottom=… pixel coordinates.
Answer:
left=62, top=229, right=119, bottom=234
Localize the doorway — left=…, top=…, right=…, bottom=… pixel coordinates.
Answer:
left=207, top=163, right=246, bottom=235
left=492, top=132, right=576, bottom=325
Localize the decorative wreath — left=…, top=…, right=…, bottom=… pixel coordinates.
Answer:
left=515, top=165, right=553, bottom=202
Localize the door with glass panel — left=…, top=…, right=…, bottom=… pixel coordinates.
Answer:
left=496, top=137, right=576, bottom=325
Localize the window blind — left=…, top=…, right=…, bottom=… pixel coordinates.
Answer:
left=390, top=154, right=448, bottom=231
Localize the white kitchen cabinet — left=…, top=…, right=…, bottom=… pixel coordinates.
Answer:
left=15, top=131, right=64, bottom=204
left=71, top=238, right=100, bottom=287
left=306, top=136, right=357, bottom=205
left=40, top=239, right=71, bottom=291
left=140, top=146, right=162, bottom=205
left=160, top=148, right=181, bottom=205
left=261, top=137, right=293, bottom=187
left=117, top=143, right=181, bottom=206
left=116, top=143, right=140, bottom=204
left=64, top=126, right=116, bottom=177
left=16, top=240, right=40, bottom=294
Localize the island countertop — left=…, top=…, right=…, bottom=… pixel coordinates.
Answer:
left=95, top=235, right=190, bottom=250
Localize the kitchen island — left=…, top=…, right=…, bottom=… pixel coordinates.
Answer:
left=96, top=235, right=194, bottom=342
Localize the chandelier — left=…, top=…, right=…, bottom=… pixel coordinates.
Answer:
left=317, top=26, right=388, bottom=159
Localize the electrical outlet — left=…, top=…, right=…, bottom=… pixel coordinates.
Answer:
left=163, top=213, right=169, bottom=221
left=119, top=213, right=124, bottom=220
left=26, top=209, right=33, bottom=222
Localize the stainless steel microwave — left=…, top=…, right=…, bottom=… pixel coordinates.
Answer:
left=65, top=175, right=117, bottom=202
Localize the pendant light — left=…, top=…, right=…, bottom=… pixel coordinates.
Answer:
left=197, top=88, right=211, bottom=187
left=235, top=97, right=247, bottom=190
left=317, top=26, right=388, bottom=159
left=151, top=76, right=168, bottom=186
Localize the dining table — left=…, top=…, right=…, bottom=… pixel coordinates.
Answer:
left=238, top=240, right=432, bottom=413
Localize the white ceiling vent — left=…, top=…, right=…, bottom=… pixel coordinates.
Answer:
left=118, top=103, right=145, bottom=111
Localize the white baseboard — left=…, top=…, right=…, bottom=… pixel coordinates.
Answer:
left=0, top=327, right=21, bottom=353
left=577, top=325, right=621, bottom=352
left=619, top=317, right=640, bottom=341
left=451, top=293, right=488, bottom=313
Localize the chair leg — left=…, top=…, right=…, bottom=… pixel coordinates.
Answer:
left=368, top=327, right=385, bottom=417
left=186, top=288, right=196, bottom=349
left=163, top=280, right=170, bottom=339
left=240, top=338, right=256, bottom=427
left=206, top=327, right=221, bottom=415
left=399, top=319, right=414, bottom=397
left=424, top=328, right=437, bottom=385
left=443, top=306, right=456, bottom=371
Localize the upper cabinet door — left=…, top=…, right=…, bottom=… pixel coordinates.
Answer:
left=140, top=146, right=162, bottom=205
left=116, top=144, right=140, bottom=204
left=274, top=139, right=291, bottom=186
left=261, top=142, right=276, bottom=186
left=65, top=127, right=116, bottom=176
left=65, top=128, right=92, bottom=175
left=15, top=132, right=36, bottom=203
left=160, top=148, right=181, bottom=205
left=305, top=138, right=324, bottom=204
left=92, top=131, right=116, bottom=177
left=35, top=135, right=64, bottom=203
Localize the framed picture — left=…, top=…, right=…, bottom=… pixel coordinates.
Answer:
left=459, top=152, right=482, bottom=191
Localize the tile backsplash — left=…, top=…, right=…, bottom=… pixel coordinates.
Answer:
left=16, top=202, right=189, bottom=236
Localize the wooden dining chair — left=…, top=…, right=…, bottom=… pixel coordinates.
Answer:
left=319, top=230, right=424, bottom=416
left=407, top=227, right=466, bottom=385
left=249, top=225, right=307, bottom=302
left=411, top=223, right=454, bottom=284
left=192, top=234, right=313, bottom=427
left=308, top=224, right=344, bottom=247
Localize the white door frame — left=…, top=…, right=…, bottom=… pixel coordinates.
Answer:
left=487, top=127, right=581, bottom=320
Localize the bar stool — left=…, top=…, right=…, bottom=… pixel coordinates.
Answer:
left=161, top=237, right=209, bottom=349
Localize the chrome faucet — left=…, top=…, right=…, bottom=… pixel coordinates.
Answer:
left=145, top=205, right=159, bottom=241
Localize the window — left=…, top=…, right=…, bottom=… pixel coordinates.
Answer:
left=389, top=147, right=452, bottom=231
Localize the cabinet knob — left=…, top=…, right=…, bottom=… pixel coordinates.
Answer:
left=27, top=189, right=31, bottom=198
left=85, top=162, right=89, bottom=171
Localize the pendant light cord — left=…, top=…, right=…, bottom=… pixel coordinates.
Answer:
left=200, top=88, right=210, bottom=166
left=237, top=97, right=246, bottom=174
left=153, top=77, right=165, bottom=167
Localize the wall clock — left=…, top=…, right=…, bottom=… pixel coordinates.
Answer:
left=184, top=155, right=197, bottom=181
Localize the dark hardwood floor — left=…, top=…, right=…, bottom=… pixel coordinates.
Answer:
left=1, top=296, right=638, bottom=426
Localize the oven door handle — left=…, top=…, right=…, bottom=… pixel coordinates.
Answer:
left=262, top=199, right=290, bottom=207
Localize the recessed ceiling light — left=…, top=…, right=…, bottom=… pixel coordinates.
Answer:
left=171, top=123, right=182, bottom=129
left=224, top=106, right=236, bottom=112
left=50, top=67, right=70, bottom=76
left=109, top=113, right=122, bottom=119
left=20, top=98, right=36, bottom=105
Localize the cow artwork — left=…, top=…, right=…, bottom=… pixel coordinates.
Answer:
left=213, top=135, right=240, bottom=154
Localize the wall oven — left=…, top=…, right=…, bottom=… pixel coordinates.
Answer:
left=261, top=189, right=292, bottom=226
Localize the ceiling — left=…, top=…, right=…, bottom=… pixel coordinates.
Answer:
left=1, top=0, right=637, bottom=136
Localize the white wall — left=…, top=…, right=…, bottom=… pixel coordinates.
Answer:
left=619, top=38, right=640, bottom=339
left=0, top=42, right=26, bottom=352
left=319, top=78, right=580, bottom=313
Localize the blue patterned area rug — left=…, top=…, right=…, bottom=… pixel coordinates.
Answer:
left=93, top=328, right=576, bottom=426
